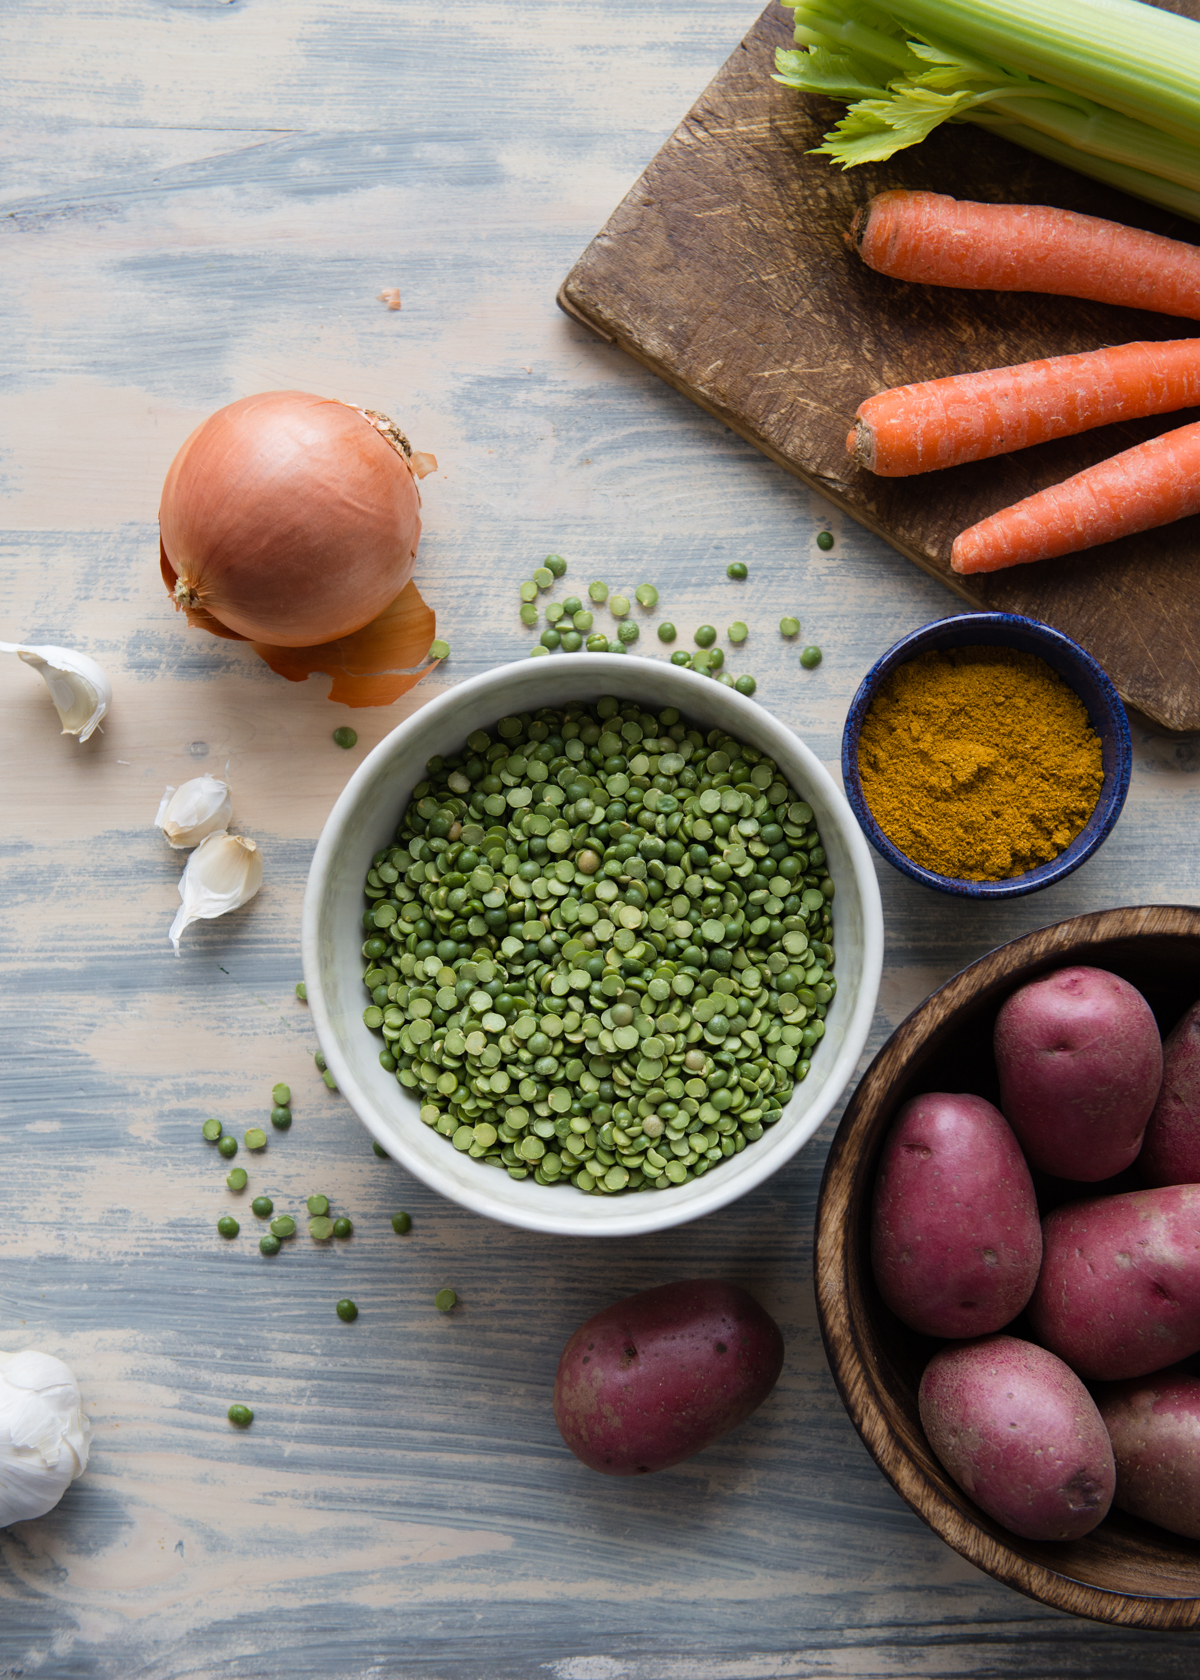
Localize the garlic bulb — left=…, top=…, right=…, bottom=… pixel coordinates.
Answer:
left=0, top=642, right=111, bottom=743
left=0, top=1350, right=90, bottom=1527
left=170, top=830, right=263, bottom=951
left=155, top=775, right=233, bottom=849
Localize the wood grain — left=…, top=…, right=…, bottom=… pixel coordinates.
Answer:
left=817, top=906, right=1200, bottom=1629
left=5, top=0, right=1200, bottom=1674
left=559, top=1, right=1200, bottom=732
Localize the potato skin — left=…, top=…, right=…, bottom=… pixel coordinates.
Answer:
left=1027, top=1185, right=1200, bottom=1380
left=994, top=965, right=1162, bottom=1181
left=919, top=1335, right=1115, bottom=1541
left=1096, top=1373, right=1200, bottom=1539
left=553, top=1280, right=784, bottom=1476
left=1140, top=1000, right=1200, bottom=1187
left=871, top=1092, right=1041, bottom=1338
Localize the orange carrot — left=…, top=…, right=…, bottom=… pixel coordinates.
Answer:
left=854, top=191, right=1200, bottom=319
left=849, top=338, right=1200, bottom=476
left=950, top=419, right=1200, bottom=573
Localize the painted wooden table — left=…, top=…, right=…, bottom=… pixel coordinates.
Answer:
left=2, top=3, right=1199, bottom=1675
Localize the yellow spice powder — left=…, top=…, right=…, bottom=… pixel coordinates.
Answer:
left=856, top=646, right=1104, bottom=880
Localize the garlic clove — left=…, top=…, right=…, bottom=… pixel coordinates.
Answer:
left=0, top=1350, right=90, bottom=1526
left=155, top=774, right=233, bottom=849
left=170, top=830, right=263, bottom=952
left=0, top=641, right=112, bottom=743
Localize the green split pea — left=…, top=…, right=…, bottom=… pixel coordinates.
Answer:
left=356, top=696, right=837, bottom=1198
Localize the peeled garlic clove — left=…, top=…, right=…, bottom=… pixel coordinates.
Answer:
left=170, top=830, right=263, bottom=952
left=155, top=774, right=233, bottom=849
left=0, top=642, right=112, bottom=743
left=0, top=1350, right=90, bottom=1526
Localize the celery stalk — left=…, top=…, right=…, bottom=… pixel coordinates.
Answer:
left=979, top=94, right=1200, bottom=193
left=894, top=0, right=1200, bottom=146
left=775, top=0, right=1200, bottom=220
left=969, top=115, right=1200, bottom=221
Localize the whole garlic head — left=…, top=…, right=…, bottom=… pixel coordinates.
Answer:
left=155, top=775, right=233, bottom=849
left=0, top=642, right=112, bottom=743
left=0, top=1350, right=90, bottom=1527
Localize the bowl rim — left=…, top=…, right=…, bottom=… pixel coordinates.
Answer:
left=815, top=904, right=1200, bottom=1629
left=840, top=612, right=1132, bottom=900
left=302, top=654, right=885, bottom=1237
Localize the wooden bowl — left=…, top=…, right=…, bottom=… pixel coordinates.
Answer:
left=816, top=905, right=1200, bottom=1629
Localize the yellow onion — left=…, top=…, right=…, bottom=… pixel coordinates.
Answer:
left=159, top=391, right=433, bottom=647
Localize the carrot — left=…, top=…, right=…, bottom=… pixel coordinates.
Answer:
left=950, top=418, right=1200, bottom=573
left=849, top=338, right=1200, bottom=476
left=853, top=190, right=1200, bottom=319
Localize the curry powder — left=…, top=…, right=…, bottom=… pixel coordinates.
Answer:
left=856, top=646, right=1104, bottom=880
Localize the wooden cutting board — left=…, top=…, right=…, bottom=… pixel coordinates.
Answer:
left=558, top=0, right=1200, bottom=732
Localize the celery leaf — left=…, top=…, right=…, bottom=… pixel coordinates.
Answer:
left=811, top=87, right=979, bottom=166
left=774, top=46, right=889, bottom=104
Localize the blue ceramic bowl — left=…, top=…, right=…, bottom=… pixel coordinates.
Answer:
left=841, top=613, right=1132, bottom=899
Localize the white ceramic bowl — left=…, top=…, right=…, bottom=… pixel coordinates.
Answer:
left=302, top=656, right=884, bottom=1236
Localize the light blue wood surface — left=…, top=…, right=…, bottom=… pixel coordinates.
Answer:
left=2, top=2, right=1200, bottom=1674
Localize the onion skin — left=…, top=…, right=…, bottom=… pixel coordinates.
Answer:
left=252, top=579, right=439, bottom=707
left=159, top=391, right=424, bottom=647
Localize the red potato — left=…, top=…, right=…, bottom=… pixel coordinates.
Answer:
left=1140, top=1001, right=1200, bottom=1187
left=553, top=1280, right=783, bottom=1476
left=919, top=1335, right=1114, bottom=1542
left=1096, top=1373, right=1200, bottom=1540
left=871, top=1092, right=1041, bottom=1338
left=1027, top=1185, right=1200, bottom=1380
left=994, top=966, right=1163, bottom=1181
